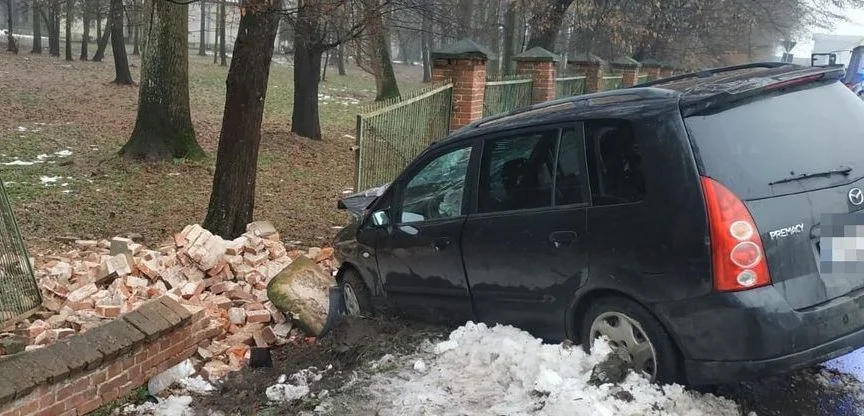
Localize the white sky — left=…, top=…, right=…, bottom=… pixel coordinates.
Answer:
left=789, top=8, right=864, bottom=56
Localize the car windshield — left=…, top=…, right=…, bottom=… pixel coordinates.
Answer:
left=685, top=81, right=864, bottom=200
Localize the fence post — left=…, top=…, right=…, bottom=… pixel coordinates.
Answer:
left=431, top=39, right=494, bottom=131
left=513, top=46, right=559, bottom=104
left=568, top=52, right=605, bottom=93
left=640, top=58, right=663, bottom=81
left=611, top=56, right=641, bottom=87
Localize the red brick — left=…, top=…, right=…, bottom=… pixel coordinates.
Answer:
left=97, top=374, right=128, bottom=396
left=15, top=399, right=40, bottom=416
left=39, top=401, right=66, bottom=416
left=78, top=397, right=104, bottom=415
left=56, top=376, right=90, bottom=400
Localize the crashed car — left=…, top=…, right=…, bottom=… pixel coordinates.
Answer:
left=333, top=62, right=864, bottom=386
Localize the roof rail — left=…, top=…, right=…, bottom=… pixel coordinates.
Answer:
left=635, top=62, right=795, bottom=88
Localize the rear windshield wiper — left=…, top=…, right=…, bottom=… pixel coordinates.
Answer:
left=769, top=167, right=853, bottom=186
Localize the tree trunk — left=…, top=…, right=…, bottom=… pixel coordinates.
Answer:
left=132, top=4, right=140, bottom=56
left=198, top=0, right=206, bottom=55
left=374, top=28, right=399, bottom=100
left=502, top=1, right=516, bottom=75
left=46, top=2, right=60, bottom=56
left=212, top=2, right=219, bottom=63
left=456, top=0, right=472, bottom=39
left=80, top=0, right=90, bottom=60
left=96, top=1, right=102, bottom=40
left=320, top=49, right=329, bottom=82
left=218, top=0, right=226, bottom=66
left=110, top=0, right=132, bottom=84
left=336, top=42, right=346, bottom=76
left=30, top=2, right=41, bottom=54
left=525, top=0, right=573, bottom=51
left=6, top=0, right=18, bottom=53
left=421, top=3, right=432, bottom=82
left=121, top=0, right=203, bottom=161
left=65, top=0, right=73, bottom=61
left=92, top=19, right=110, bottom=61
left=204, top=0, right=281, bottom=239
left=291, top=40, right=323, bottom=140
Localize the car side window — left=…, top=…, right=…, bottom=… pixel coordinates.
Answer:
left=399, top=146, right=473, bottom=223
left=585, top=120, right=646, bottom=205
left=477, top=131, right=557, bottom=213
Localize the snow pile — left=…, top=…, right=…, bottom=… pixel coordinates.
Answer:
left=122, top=395, right=195, bottom=416
left=266, top=366, right=331, bottom=403
left=353, top=322, right=740, bottom=416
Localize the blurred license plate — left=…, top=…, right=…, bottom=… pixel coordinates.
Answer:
left=821, top=213, right=864, bottom=273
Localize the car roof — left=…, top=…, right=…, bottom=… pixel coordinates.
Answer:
left=433, top=62, right=844, bottom=149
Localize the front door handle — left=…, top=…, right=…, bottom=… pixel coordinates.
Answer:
left=549, top=231, right=578, bottom=248
left=434, top=237, right=451, bottom=251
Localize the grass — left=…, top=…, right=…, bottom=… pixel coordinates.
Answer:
left=0, top=48, right=425, bottom=255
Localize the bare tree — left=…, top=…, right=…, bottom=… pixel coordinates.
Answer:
left=81, top=0, right=91, bottom=60
left=31, top=0, right=42, bottom=54
left=109, top=0, right=133, bottom=84
left=204, top=0, right=282, bottom=239
left=65, top=0, right=73, bottom=61
left=5, top=0, right=19, bottom=53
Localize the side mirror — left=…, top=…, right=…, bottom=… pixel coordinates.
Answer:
left=370, top=210, right=390, bottom=227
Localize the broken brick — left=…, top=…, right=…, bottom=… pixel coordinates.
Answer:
left=245, top=310, right=271, bottom=324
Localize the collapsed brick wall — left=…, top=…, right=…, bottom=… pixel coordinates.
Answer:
left=0, top=296, right=215, bottom=416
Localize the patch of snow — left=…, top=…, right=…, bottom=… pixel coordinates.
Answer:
left=122, top=395, right=195, bottom=416
left=178, top=375, right=216, bottom=394
left=412, top=360, right=426, bottom=373
left=2, top=160, right=38, bottom=166
left=342, top=322, right=740, bottom=416
left=266, top=383, right=310, bottom=403
left=148, top=359, right=196, bottom=395
left=40, top=176, right=61, bottom=185
left=16, top=126, right=27, bottom=132
left=55, top=149, right=73, bottom=157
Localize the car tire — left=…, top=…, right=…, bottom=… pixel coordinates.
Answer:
left=341, top=268, right=372, bottom=316
left=581, top=295, right=682, bottom=385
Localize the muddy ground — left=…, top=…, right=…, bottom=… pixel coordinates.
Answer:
left=194, top=317, right=448, bottom=415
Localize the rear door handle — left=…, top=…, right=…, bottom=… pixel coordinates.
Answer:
left=434, top=237, right=451, bottom=251
left=549, top=231, right=578, bottom=248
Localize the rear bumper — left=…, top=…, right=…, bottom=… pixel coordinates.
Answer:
left=652, top=285, right=864, bottom=385
left=684, top=324, right=864, bottom=385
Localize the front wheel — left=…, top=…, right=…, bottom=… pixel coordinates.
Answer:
left=581, top=296, right=682, bottom=384
left=341, top=268, right=372, bottom=316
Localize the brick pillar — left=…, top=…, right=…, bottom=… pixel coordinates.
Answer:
left=567, top=52, right=605, bottom=93
left=660, top=66, right=676, bottom=78
left=639, top=58, right=664, bottom=81
left=611, top=56, right=641, bottom=87
left=514, top=47, right=559, bottom=104
left=431, top=39, right=494, bottom=131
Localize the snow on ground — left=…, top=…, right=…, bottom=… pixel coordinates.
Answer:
left=313, top=322, right=741, bottom=416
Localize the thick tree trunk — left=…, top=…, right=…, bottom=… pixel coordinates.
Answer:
left=46, top=2, right=60, bottom=56
left=292, top=40, right=323, bottom=139
left=30, top=2, right=41, bottom=54
left=218, top=0, right=226, bottom=66
left=121, top=1, right=203, bottom=161
left=526, top=0, right=573, bottom=51
left=374, top=28, right=399, bottom=101
left=6, top=0, right=18, bottom=53
left=65, top=0, right=73, bottom=61
left=110, top=0, right=133, bottom=84
left=336, top=42, right=346, bottom=76
left=92, top=19, right=110, bottom=61
left=80, top=0, right=90, bottom=60
left=204, top=0, right=281, bottom=239
left=197, top=0, right=206, bottom=55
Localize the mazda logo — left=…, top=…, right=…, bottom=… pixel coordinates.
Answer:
left=849, top=188, right=864, bottom=206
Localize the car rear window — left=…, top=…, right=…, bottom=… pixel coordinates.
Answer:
left=685, top=81, right=864, bottom=200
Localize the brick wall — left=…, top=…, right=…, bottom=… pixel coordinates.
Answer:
left=432, top=57, right=487, bottom=131
left=0, top=297, right=215, bottom=416
left=516, top=61, right=557, bottom=104
left=569, top=63, right=604, bottom=93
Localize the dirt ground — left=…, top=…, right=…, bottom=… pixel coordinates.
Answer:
left=194, top=316, right=448, bottom=415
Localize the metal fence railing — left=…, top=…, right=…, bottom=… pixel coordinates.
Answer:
left=555, top=76, right=587, bottom=99
left=0, top=181, right=40, bottom=328
left=355, top=83, right=454, bottom=190
left=484, top=75, right=534, bottom=117
left=636, top=74, right=649, bottom=85
left=602, top=75, right=624, bottom=91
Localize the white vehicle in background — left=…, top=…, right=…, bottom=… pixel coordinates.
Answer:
left=812, top=46, right=864, bottom=99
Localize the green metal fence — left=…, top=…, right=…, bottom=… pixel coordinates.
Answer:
left=484, top=75, right=534, bottom=117
left=555, top=76, right=587, bottom=99
left=602, top=75, right=624, bottom=91
left=636, top=74, right=649, bottom=85
left=0, top=180, right=40, bottom=327
left=355, top=83, right=454, bottom=190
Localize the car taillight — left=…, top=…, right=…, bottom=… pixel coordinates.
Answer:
left=701, top=176, right=771, bottom=292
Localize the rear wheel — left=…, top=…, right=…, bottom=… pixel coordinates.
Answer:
left=581, top=296, right=682, bottom=384
left=341, top=268, right=372, bottom=316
